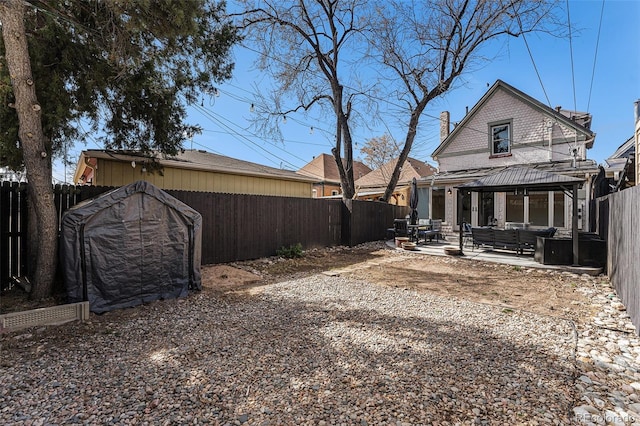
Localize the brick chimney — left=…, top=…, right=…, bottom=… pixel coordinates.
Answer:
left=440, top=111, right=450, bottom=143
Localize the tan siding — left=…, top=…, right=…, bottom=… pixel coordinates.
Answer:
left=92, top=159, right=312, bottom=197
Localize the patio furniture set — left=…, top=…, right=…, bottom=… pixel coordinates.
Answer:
left=391, top=218, right=444, bottom=248
left=470, top=226, right=557, bottom=255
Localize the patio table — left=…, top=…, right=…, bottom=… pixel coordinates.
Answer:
left=408, top=223, right=430, bottom=243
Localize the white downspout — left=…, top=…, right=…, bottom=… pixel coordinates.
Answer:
left=547, top=123, right=553, bottom=161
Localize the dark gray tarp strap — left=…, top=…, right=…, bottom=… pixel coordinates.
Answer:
left=79, top=223, right=88, bottom=302
left=458, top=189, right=464, bottom=254
left=188, top=222, right=195, bottom=289
left=572, top=183, right=579, bottom=265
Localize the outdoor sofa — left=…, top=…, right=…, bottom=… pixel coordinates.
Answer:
left=471, top=227, right=556, bottom=255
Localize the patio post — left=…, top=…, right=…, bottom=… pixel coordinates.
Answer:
left=458, top=188, right=464, bottom=254
left=572, top=183, right=580, bottom=265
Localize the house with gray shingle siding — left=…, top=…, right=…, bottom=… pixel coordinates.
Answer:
left=426, top=80, right=599, bottom=233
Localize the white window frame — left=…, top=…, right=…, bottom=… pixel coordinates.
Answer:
left=489, top=120, right=512, bottom=156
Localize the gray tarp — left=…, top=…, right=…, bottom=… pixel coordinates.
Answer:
left=61, top=180, right=202, bottom=313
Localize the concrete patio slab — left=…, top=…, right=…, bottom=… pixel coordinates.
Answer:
left=387, top=239, right=604, bottom=276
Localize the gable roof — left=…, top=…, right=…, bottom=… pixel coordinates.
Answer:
left=297, top=153, right=371, bottom=183
left=432, top=79, right=596, bottom=158
left=607, top=136, right=635, bottom=160
left=456, top=166, right=584, bottom=192
left=355, top=157, right=436, bottom=188
left=74, top=149, right=318, bottom=184
left=603, top=136, right=635, bottom=185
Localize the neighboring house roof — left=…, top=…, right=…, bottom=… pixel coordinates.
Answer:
left=355, top=157, right=436, bottom=189
left=74, top=149, right=318, bottom=184
left=456, top=166, right=584, bottom=192
left=603, top=136, right=635, bottom=187
left=297, top=153, right=371, bottom=183
left=432, top=79, right=596, bottom=158
left=606, top=136, right=635, bottom=161
left=603, top=136, right=634, bottom=174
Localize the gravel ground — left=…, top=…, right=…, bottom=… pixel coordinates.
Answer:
left=1, top=274, right=578, bottom=425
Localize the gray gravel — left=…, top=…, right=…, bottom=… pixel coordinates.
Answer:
left=1, top=274, right=579, bottom=425
left=7, top=250, right=640, bottom=426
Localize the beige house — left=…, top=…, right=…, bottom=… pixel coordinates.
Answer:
left=73, top=149, right=317, bottom=198
left=298, top=153, right=371, bottom=198
left=427, top=80, right=599, bottom=232
left=354, top=157, right=436, bottom=206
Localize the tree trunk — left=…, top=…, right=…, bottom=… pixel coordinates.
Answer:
left=382, top=105, right=424, bottom=202
left=330, top=85, right=356, bottom=201
left=0, top=0, right=58, bottom=299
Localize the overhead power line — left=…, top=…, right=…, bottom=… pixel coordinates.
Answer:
left=587, top=0, right=606, bottom=113
left=566, top=0, right=578, bottom=113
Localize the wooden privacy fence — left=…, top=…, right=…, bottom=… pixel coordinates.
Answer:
left=1, top=181, right=409, bottom=289
left=594, top=185, right=640, bottom=335
left=1, top=182, right=115, bottom=290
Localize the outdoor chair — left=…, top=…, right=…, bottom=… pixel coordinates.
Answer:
left=517, top=227, right=556, bottom=254
left=419, top=219, right=442, bottom=243
left=471, top=227, right=494, bottom=250
left=462, top=222, right=473, bottom=247
left=492, top=228, right=519, bottom=252
left=392, top=219, right=409, bottom=237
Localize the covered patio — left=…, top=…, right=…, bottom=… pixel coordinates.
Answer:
left=453, top=166, right=586, bottom=266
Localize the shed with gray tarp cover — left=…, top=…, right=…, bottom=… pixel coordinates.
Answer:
left=61, top=180, right=202, bottom=313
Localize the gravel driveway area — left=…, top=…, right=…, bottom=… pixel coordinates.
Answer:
left=1, top=274, right=577, bottom=425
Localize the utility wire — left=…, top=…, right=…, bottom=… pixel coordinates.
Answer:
left=513, top=13, right=552, bottom=108
left=566, top=0, right=578, bottom=113
left=194, top=97, right=347, bottom=177
left=193, top=103, right=299, bottom=170
left=219, top=73, right=587, bottom=164
left=587, top=0, right=606, bottom=113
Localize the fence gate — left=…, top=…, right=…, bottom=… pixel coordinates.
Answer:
left=1, top=182, right=113, bottom=291
left=0, top=181, right=28, bottom=291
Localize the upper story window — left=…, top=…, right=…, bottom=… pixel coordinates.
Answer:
left=331, top=190, right=339, bottom=196
left=490, top=120, right=511, bottom=156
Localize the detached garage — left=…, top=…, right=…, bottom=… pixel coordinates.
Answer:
left=61, top=181, right=202, bottom=313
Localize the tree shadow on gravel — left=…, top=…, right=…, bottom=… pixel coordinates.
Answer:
left=0, top=278, right=577, bottom=425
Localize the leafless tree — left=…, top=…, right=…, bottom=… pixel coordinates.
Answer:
left=360, top=134, right=401, bottom=170
left=371, top=0, right=558, bottom=201
left=239, top=0, right=376, bottom=199
left=239, top=0, right=559, bottom=201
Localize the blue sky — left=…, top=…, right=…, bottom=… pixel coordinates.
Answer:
left=56, top=0, right=639, bottom=182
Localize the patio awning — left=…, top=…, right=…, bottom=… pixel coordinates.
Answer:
left=455, top=166, right=584, bottom=192
left=453, top=166, right=584, bottom=266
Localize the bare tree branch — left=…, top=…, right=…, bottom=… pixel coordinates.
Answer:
left=237, top=0, right=560, bottom=204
